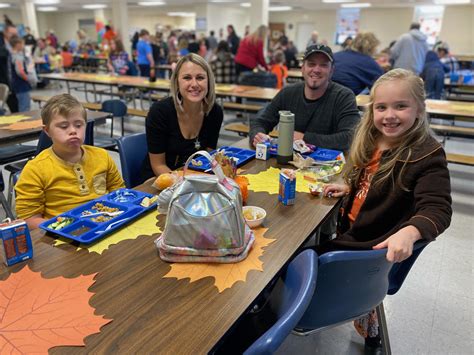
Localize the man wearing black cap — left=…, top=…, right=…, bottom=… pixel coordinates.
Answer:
left=250, top=44, right=360, bottom=152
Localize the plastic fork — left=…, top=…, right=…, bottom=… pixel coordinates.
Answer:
left=95, top=217, right=131, bottom=234
left=81, top=211, right=124, bottom=218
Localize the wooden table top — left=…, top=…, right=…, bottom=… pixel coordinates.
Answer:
left=356, top=95, right=474, bottom=119
left=288, top=69, right=303, bottom=79
left=0, top=110, right=110, bottom=147
left=0, top=139, right=339, bottom=353
left=40, top=73, right=280, bottom=101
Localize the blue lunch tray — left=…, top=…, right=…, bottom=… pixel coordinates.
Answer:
left=187, top=146, right=255, bottom=171
left=39, top=188, right=157, bottom=244
left=268, top=145, right=342, bottom=161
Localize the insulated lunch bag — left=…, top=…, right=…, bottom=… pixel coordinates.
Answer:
left=155, top=151, right=255, bottom=263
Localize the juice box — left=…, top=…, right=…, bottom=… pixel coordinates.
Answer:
left=0, top=219, right=33, bottom=266
left=256, top=142, right=270, bottom=160
left=278, top=169, right=296, bottom=206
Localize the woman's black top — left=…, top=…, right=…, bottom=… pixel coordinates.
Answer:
left=142, top=96, right=223, bottom=179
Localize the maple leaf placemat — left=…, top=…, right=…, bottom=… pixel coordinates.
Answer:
left=0, top=266, right=110, bottom=353
left=163, top=227, right=276, bottom=292
left=7, top=120, right=43, bottom=131
left=53, top=211, right=161, bottom=254
left=245, top=167, right=315, bottom=195
left=0, top=115, right=32, bottom=126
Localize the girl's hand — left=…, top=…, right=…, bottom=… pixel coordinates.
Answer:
left=373, top=226, right=422, bottom=263
left=323, top=184, right=350, bottom=198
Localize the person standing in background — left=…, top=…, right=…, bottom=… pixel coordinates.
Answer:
left=136, top=29, right=155, bottom=77
left=9, top=36, right=32, bottom=112
left=234, top=25, right=268, bottom=76
left=270, top=50, right=288, bottom=89
left=390, top=23, right=428, bottom=75
left=306, top=31, right=319, bottom=48
left=227, top=25, right=240, bottom=56
left=0, top=15, right=19, bottom=112
left=207, top=30, right=218, bottom=54
left=23, top=27, right=37, bottom=55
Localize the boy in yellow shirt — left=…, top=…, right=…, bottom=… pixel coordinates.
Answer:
left=15, top=94, right=125, bottom=229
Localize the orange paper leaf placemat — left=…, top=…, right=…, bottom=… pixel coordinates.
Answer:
left=0, top=115, right=32, bottom=125
left=0, top=266, right=110, bottom=353
left=8, top=120, right=43, bottom=131
left=163, top=227, right=276, bottom=292
left=54, top=211, right=161, bottom=254
left=245, top=167, right=315, bottom=194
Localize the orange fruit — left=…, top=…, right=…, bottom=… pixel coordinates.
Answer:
left=154, top=173, right=176, bottom=190
left=234, top=176, right=249, bottom=204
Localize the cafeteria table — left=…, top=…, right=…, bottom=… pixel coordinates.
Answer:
left=0, top=139, right=340, bottom=353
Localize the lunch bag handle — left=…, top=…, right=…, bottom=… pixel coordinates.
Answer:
left=183, top=150, right=227, bottom=182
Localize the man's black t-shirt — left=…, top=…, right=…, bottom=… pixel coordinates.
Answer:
left=142, top=96, right=223, bottom=178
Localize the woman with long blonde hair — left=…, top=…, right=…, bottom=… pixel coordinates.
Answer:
left=234, top=25, right=269, bottom=76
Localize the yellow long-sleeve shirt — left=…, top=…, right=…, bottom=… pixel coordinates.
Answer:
left=15, top=145, right=125, bottom=220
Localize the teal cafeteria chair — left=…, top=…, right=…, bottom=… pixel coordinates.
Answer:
left=116, top=132, right=148, bottom=188
left=292, top=241, right=429, bottom=355
left=243, top=249, right=318, bottom=355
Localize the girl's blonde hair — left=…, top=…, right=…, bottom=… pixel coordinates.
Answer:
left=346, top=68, right=431, bottom=191
left=170, top=53, right=216, bottom=115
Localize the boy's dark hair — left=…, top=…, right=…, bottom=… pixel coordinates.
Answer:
left=410, top=22, right=421, bottom=30
left=41, top=94, right=87, bottom=127
left=9, top=35, right=23, bottom=48
left=217, top=40, right=229, bottom=53
left=139, top=29, right=149, bottom=37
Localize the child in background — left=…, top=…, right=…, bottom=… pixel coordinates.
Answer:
left=421, top=50, right=446, bottom=100
left=15, top=94, right=125, bottom=229
left=270, top=50, right=288, bottom=89
left=60, top=45, right=74, bottom=71
left=9, top=35, right=32, bottom=112
left=48, top=46, right=63, bottom=73
left=322, top=69, right=452, bottom=352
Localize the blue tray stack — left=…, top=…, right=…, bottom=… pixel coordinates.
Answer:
left=39, top=188, right=157, bottom=244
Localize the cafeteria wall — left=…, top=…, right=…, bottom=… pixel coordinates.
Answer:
left=1, top=4, right=472, bottom=54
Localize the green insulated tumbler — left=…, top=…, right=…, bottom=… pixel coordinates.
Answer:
left=277, top=110, right=294, bottom=165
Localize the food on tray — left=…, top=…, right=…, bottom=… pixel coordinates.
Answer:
left=140, top=195, right=158, bottom=207
left=81, top=203, right=120, bottom=215
left=91, top=215, right=113, bottom=223
left=70, top=225, right=92, bottom=236
left=214, top=150, right=237, bottom=178
left=47, top=217, right=74, bottom=230
left=154, top=173, right=177, bottom=190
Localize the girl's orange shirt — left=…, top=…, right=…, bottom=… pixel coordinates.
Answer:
left=348, top=149, right=383, bottom=224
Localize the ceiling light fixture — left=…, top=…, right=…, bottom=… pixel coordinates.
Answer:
left=82, top=4, right=107, bottom=9
left=269, top=6, right=292, bottom=11
left=322, top=0, right=355, bottom=3
left=138, top=1, right=166, bottom=5
left=167, top=12, right=195, bottom=17
left=434, top=0, right=470, bottom=4
left=0, top=3, right=11, bottom=8
left=341, top=2, right=372, bottom=8
left=37, top=6, right=58, bottom=11
left=34, top=0, right=60, bottom=4
left=241, top=3, right=251, bottom=7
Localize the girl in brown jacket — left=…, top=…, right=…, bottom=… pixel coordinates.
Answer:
left=323, top=68, right=452, bottom=352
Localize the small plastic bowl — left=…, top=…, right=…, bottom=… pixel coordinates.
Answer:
left=243, top=206, right=266, bottom=228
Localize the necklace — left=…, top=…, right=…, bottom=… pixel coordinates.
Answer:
left=194, top=136, right=201, bottom=150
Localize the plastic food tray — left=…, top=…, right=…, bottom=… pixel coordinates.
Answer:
left=269, top=145, right=342, bottom=161
left=187, top=146, right=255, bottom=171
left=39, top=188, right=157, bottom=244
